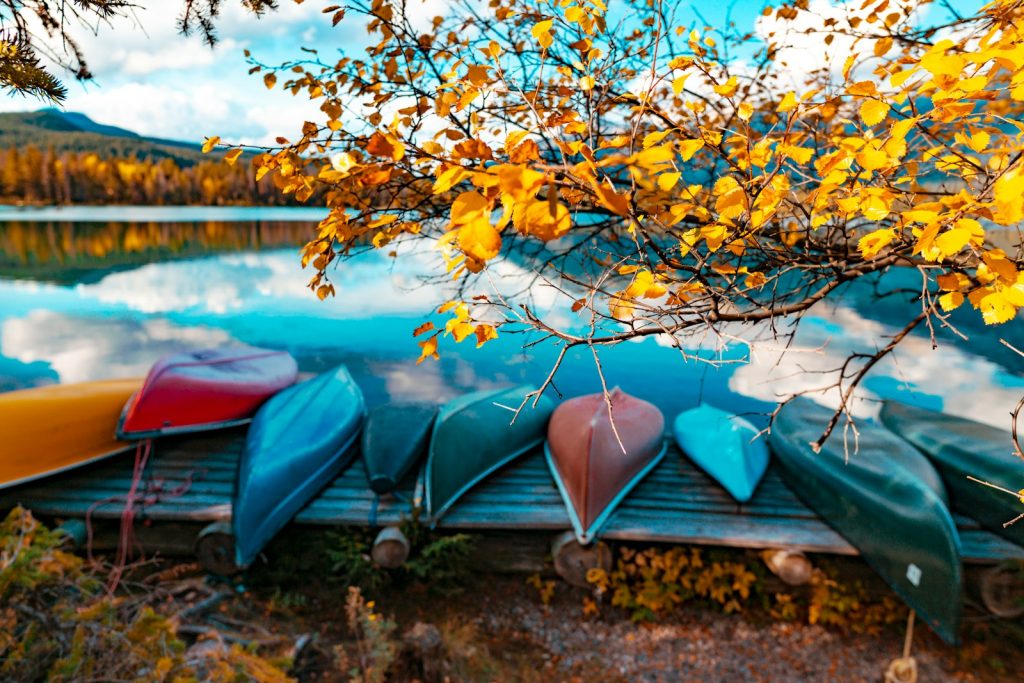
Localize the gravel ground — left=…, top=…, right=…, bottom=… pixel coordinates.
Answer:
left=473, top=597, right=963, bottom=682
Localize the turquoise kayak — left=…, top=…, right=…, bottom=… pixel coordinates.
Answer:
left=673, top=404, right=769, bottom=503
left=234, top=365, right=365, bottom=568
left=881, top=401, right=1024, bottom=548
left=426, top=385, right=554, bottom=522
left=770, top=398, right=962, bottom=644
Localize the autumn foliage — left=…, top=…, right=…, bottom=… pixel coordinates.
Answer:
left=0, top=146, right=302, bottom=206
left=219, top=0, right=1023, bottom=423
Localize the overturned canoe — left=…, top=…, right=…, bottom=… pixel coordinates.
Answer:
left=881, top=401, right=1024, bottom=549
left=770, top=398, right=962, bottom=644
left=546, top=389, right=666, bottom=544
left=426, top=385, right=554, bottom=521
left=362, top=403, right=437, bottom=495
left=117, top=346, right=297, bottom=439
left=673, top=404, right=769, bottom=503
left=0, top=379, right=142, bottom=489
left=234, top=365, right=365, bottom=568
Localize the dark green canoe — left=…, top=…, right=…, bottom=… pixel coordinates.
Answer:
left=770, top=398, right=962, bottom=644
left=425, top=385, right=554, bottom=522
left=881, top=401, right=1024, bottom=548
left=362, top=403, right=437, bottom=495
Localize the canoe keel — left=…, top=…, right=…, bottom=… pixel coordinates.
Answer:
left=425, top=385, right=554, bottom=522
left=546, top=389, right=666, bottom=545
left=234, top=365, right=365, bottom=568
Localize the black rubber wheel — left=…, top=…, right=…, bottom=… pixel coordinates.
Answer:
left=195, top=521, right=240, bottom=576
left=980, top=564, right=1024, bottom=618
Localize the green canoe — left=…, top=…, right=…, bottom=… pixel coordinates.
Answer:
left=770, top=398, right=962, bottom=644
left=881, top=401, right=1024, bottom=548
left=425, top=385, right=554, bottom=522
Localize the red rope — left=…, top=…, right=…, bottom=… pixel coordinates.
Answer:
left=83, top=440, right=205, bottom=592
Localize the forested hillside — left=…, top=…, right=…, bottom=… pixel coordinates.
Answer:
left=0, top=110, right=204, bottom=165
left=0, top=146, right=295, bottom=205
left=0, top=110, right=312, bottom=205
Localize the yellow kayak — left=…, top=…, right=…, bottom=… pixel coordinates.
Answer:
left=0, top=379, right=142, bottom=489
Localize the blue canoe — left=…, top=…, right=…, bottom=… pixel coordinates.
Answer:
left=234, top=365, right=366, bottom=567
left=673, top=404, right=769, bottom=503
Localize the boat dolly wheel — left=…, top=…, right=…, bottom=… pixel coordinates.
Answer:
left=195, top=522, right=240, bottom=577
left=979, top=563, right=1024, bottom=619
left=551, top=530, right=612, bottom=588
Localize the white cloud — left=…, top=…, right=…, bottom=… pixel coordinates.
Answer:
left=1, top=311, right=233, bottom=383
left=753, top=0, right=926, bottom=88
left=74, top=248, right=451, bottom=316
left=726, top=303, right=1023, bottom=428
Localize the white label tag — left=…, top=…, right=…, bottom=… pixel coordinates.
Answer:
left=906, top=563, right=922, bottom=587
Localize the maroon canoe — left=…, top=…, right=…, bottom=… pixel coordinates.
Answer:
left=117, top=346, right=298, bottom=439
left=545, top=388, right=666, bottom=544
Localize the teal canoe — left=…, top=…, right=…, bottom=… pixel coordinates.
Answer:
left=673, top=404, right=769, bottom=503
left=425, top=385, right=554, bottom=521
left=770, top=398, right=962, bottom=644
left=881, top=401, right=1024, bottom=548
left=234, top=365, right=365, bottom=568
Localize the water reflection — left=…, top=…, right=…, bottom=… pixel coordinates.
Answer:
left=0, top=217, right=1020, bottom=432
left=0, top=219, right=313, bottom=284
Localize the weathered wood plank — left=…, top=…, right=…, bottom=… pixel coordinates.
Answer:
left=2, top=430, right=1020, bottom=562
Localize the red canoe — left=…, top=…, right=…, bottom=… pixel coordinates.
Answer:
left=545, top=388, right=666, bottom=544
left=117, top=346, right=298, bottom=439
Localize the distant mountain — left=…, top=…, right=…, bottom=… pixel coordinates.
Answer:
left=0, top=109, right=206, bottom=166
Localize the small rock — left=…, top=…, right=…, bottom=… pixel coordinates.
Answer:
left=403, top=621, right=443, bottom=657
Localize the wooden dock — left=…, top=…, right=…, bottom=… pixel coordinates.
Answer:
left=2, top=427, right=1021, bottom=562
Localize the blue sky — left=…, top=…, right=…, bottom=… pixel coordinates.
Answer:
left=0, top=0, right=776, bottom=145
left=0, top=0, right=982, bottom=146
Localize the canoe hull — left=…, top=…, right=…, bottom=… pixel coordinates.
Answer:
left=426, top=385, right=554, bottom=522
left=673, top=404, right=769, bottom=503
left=770, top=398, right=962, bottom=644
left=234, top=365, right=365, bottom=568
left=545, top=389, right=666, bottom=544
left=0, top=379, right=141, bottom=489
left=881, top=401, right=1024, bottom=548
left=361, top=404, right=437, bottom=495
left=117, top=346, right=297, bottom=439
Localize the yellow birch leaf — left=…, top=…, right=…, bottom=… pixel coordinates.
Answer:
left=532, top=19, right=554, bottom=49
left=657, top=172, right=681, bottom=191
left=934, top=227, right=973, bottom=258
left=474, top=324, right=498, bottom=347
left=860, top=100, right=890, bottom=126
left=450, top=191, right=489, bottom=224
left=858, top=228, right=897, bottom=259
left=592, top=180, right=631, bottom=215
left=643, top=130, right=672, bottom=149
left=457, top=214, right=502, bottom=261
left=713, top=76, right=738, bottom=97
left=223, top=148, right=243, bottom=165
left=679, top=139, right=705, bottom=161
left=939, top=291, right=964, bottom=312
left=202, top=136, right=220, bottom=154
left=777, top=91, right=798, bottom=113
left=433, top=165, right=470, bottom=194
left=672, top=74, right=690, bottom=95
left=417, top=333, right=440, bottom=364
left=978, top=289, right=1018, bottom=325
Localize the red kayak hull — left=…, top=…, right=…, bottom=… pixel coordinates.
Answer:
left=117, top=346, right=298, bottom=439
left=546, top=388, right=666, bottom=543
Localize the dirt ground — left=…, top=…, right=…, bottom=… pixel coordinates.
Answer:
left=174, top=560, right=1020, bottom=683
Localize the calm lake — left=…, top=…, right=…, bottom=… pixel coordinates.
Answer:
left=0, top=206, right=1020, bottom=429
